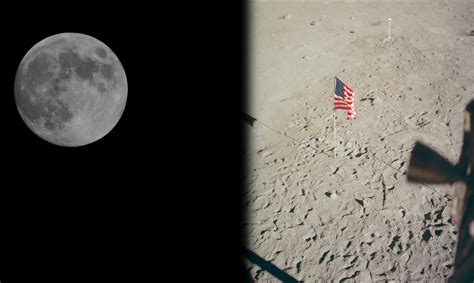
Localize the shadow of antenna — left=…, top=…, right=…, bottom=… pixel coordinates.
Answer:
left=241, top=112, right=257, bottom=127
left=407, top=99, right=474, bottom=283
left=407, top=142, right=464, bottom=184
left=243, top=247, right=299, bottom=283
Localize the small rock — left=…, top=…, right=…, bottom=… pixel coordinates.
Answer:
left=370, top=182, right=380, bottom=190
left=254, top=197, right=270, bottom=210
left=442, top=261, right=454, bottom=268
left=284, top=204, right=296, bottom=213
left=373, top=97, right=382, bottom=104
left=310, top=20, right=315, bottom=26
left=271, top=231, right=282, bottom=240
left=330, top=192, right=338, bottom=200
left=286, top=218, right=300, bottom=228
left=359, top=270, right=372, bottom=282
left=362, top=233, right=372, bottom=243
left=392, top=159, right=405, bottom=169
left=335, top=272, right=350, bottom=282
left=303, top=230, right=316, bottom=241
left=281, top=13, right=291, bottom=20
left=257, top=148, right=272, bottom=157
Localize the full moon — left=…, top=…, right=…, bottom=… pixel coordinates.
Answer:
left=14, top=33, right=127, bottom=146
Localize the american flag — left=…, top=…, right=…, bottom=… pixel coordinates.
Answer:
left=334, top=77, right=356, bottom=120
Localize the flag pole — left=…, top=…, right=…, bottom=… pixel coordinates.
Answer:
left=388, top=18, right=392, bottom=41
left=334, top=111, right=337, bottom=158
left=334, top=77, right=337, bottom=158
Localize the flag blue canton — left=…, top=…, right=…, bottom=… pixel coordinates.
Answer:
left=335, top=77, right=345, bottom=98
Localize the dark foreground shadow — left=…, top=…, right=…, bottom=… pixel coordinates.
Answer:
left=241, top=112, right=257, bottom=127
left=243, top=247, right=299, bottom=283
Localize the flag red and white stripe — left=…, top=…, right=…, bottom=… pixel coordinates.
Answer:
left=334, top=77, right=356, bottom=120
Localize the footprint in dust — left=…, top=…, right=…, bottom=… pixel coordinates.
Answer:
left=257, top=148, right=273, bottom=158
left=318, top=250, right=330, bottom=264
left=325, top=191, right=338, bottom=200
left=388, top=236, right=399, bottom=249
left=422, top=229, right=432, bottom=242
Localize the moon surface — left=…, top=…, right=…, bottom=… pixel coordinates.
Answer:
left=14, top=33, right=127, bottom=146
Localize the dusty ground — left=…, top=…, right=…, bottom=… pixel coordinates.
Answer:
left=244, top=0, right=474, bottom=281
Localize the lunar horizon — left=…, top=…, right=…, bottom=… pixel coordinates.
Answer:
left=14, top=33, right=128, bottom=147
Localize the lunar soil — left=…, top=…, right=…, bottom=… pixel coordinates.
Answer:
left=244, top=1, right=474, bottom=282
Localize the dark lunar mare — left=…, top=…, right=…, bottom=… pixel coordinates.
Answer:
left=15, top=51, right=73, bottom=131
left=100, top=64, right=114, bottom=81
left=95, top=47, right=107, bottom=59
left=59, top=48, right=100, bottom=84
left=24, top=53, right=54, bottom=94
left=97, top=83, right=107, bottom=93
left=58, top=47, right=116, bottom=93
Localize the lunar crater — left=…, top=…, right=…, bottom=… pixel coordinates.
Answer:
left=95, top=47, right=107, bottom=59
